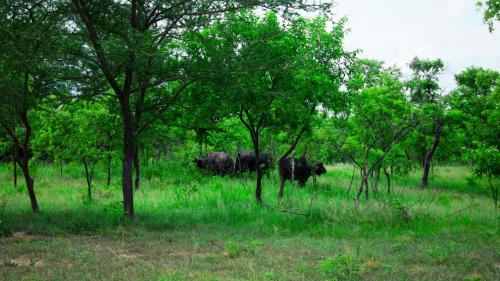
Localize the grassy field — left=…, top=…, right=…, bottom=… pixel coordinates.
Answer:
left=0, top=162, right=498, bottom=281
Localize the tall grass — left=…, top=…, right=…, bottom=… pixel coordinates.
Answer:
left=0, top=161, right=496, bottom=239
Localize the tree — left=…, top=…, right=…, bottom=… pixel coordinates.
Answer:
left=477, top=0, right=500, bottom=32
left=406, top=57, right=446, bottom=189
left=177, top=84, right=227, bottom=159
left=35, top=100, right=121, bottom=200
left=449, top=67, right=499, bottom=149
left=333, top=60, right=416, bottom=201
left=192, top=12, right=352, bottom=202
left=450, top=67, right=499, bottom=208
left=31, top=103, right=73, bottom=176
left=69, top=0, right=333, bottom=217
left=468, top=144, right=500, bottom=209
left=66, top=101, right=120, bottom=201
left=0, top=0, right=71, bottom=212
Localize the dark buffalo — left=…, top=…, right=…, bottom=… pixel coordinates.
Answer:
left=235, top=151, right=272, bottom=173
left=278, top=157, right=326, bottom=197
left=194, top=152, right=234, bottom=176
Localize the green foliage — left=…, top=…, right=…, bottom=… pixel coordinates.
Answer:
left=390, top=198, right=412, bottom=223
left=224, top=241, right=241, bottom=258
left=407, top=57, right=445, bottom=105
left=320, top=255, right=366, bottom=280
left=477, top=0, right=500, bottom=32
left=468, top=144, right=500, bottom=178
left=332, top=59, right=416, bottom=198
left=189, top=11, right=352, bottom=154
left=448, top=67, right=500, bottom=152
left=207, top=117, right=251, bottom=155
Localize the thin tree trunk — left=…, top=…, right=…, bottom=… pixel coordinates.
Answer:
left=20, top=111, right=38, bottom=213
left=60, top=158, right=63, bottom=177
left=83, top=157, right=92, bottom=202
left=119, top=95, right=135, bottom=218
left=106, top=156, right=112, bottom=186
left=365, top=174, right=369, bottom=200
left=347, top=164, right=356, bottom=195
left=19, top=159, right=38, bottom=212
left=420, top=122, right=443, bottom=189
left=253, top=135, right=263, bottom=204
left=134, top=145, right=140, bottom=191
left=355, top=169, right=368, bottom=202
left=13, top=146, right=17, bottom=188
left=487, top=177, right=498, bottom=210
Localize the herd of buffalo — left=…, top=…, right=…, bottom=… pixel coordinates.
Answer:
left=194, top=151, right=327, bottom=188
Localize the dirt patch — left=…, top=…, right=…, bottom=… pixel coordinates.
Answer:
left=4, top=257, right=45, bottom=268
left=6, top=257, right=31, bottom=267
left=118, top=253, right=141, bottom=259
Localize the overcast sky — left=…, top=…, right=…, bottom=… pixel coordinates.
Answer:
left=331, top=0, right=500, bottom=91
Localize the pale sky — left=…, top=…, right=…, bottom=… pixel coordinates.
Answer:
left=331, top=0, right=500, bottom=91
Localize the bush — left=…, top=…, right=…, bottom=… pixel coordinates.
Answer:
left=103, top=200, right=125, bottom=225
left=224, top=241, right=241, bottom=258
left=390, top=198, right=412, bottom=223
left=320, top=255, right=366, bottom=280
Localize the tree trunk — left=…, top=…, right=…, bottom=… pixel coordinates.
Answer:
left=253, top=136, right=263, bottom=204
left=19, top=159, right=38, bottom=213
left=106, top=156, right=112, bottom=186
left=420, top=122, right=443, bottom=189
left=383, top=167, right=391, bottom=194
left=347, top=165, right=356, bottom=195
left=355, top=169, right=368, bottom=202
left=13, top=146, right=18, bottom=188
left=119, top=95, right=135, bottom=218
left=60, top=158, right=63, bottom=177
left=365, top=174, right=369, bottom=200
left=487, top=177, right=497, bottom=210
left=20, top=111, right=38, bottom=213
left=83, top=157, right=92, bottom=202
left=134, top=145, right=140, bottom=191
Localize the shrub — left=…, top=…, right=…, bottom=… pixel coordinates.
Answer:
left=390, top=198, right=412, bottom=223
left=320, top=255, right=366, bottom=280
left=224, top=241, right=241, bottom=258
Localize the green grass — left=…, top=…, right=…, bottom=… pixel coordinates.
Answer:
left=0, top=162, right=498, bottom=280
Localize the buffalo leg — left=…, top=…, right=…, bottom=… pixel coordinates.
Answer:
left=278, top=177, right=285, bottom=199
